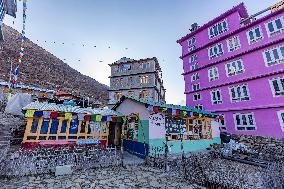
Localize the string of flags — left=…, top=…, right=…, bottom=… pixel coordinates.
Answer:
left=24, top=109, right=127, bottom=123
left=8, top=0, right=28, bottom=99
left=145, top=104, right=224, bottom=121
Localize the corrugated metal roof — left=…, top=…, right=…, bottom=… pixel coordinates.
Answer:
left=22, top=102, right=123, bottom=116
left=0, top=82, right=55, bottom=93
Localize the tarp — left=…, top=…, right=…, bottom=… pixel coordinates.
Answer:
left=5, top=93, right=32, bottom=116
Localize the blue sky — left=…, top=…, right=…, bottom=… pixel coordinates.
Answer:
left=3, top=0, right=280, bottom=105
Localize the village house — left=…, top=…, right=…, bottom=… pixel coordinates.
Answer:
left=177, top=3, right=284, bottom=138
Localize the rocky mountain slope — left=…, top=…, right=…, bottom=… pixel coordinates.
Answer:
left=0, top=25, right=108, bottom=104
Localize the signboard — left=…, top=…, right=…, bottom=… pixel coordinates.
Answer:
left=271, top=0, right=284, bottom=12
left=149, top=113, right=166, bottom=139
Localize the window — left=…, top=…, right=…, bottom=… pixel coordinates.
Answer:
left=192, top=83, right=200, bottom=91
left=195, top=104, right=203, bottom=110
left=227, top=36, right=241, bottom=52
left=277, top=110, right=284, bottom=131
left=234, top=113, right=256, bottom=131
left=208, top=19, right=228, bottom=39
left=189, top=54, right=198, bottom=63
left=208, top=67, right=219, bottom=81
left=140, top=62, right=150, bottom=69
left=263, top=45, right=284, bottom=66
left=140, top=75, right=149, bottom=84
left=218, top=115, right=226, bottom=130
left=188, top=45, right=196, bottom=52
left=128, top=77, right=133, bottom=85
left=190, top=63, right=199, bottom=71
left=118, top=64, right=131, bottom=72
left=229, top=84, right=250, bottom=102
left=128, top=91, right=134, bottom=96
left=211, top=89, right=222, bottom=104
left=225, top=59, right=244, bottom=77
left=208, top=43, right=224, bottom=59
left=193, top=93, right=201, bottom=101
left=247, top=26, right=263, bottom=44
left=188, top=37, right=196, bottom=46
left=114, top=92, right=122, bottom=101
left=119, top=78, right=124, bottom=86
left=140, top=90, right=149, bottom=98
left=266, top=16, right=284, bottom=37
left=191, top=73, right=200, bottom=81
left=269, top=77, right=284, bottom=97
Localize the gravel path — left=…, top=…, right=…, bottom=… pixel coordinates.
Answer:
left=0, top=166, right=200, bottom=189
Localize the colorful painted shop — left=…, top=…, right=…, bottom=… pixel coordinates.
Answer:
left=113, top=96, right=222, bottom=157
left=22, top=102, right=125, bottom=148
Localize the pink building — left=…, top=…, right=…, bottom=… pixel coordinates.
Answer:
left=177, top=3, right=284, bottom=138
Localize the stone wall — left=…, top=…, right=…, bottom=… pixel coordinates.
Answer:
left=231, top=134, right=284, bottom=161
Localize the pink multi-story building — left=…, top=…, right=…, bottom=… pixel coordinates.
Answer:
left=177, top=3, right=284, bottom=138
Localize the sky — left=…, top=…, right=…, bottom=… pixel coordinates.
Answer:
left=3, top=0, right=281, bottom=105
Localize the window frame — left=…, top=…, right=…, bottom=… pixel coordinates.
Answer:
left=192, top=83, right=200, bottom=91
left=277, top=110, right=284, bottom=132
left=191, top=73, right=200, bottom=82
left=233, top=112, right=256, bottom=131
left=189, top=54, right=198, bottom=63
left=229, top=84, right=251, bottom=103
left=208, top=43, right=224, bottom=60
left=190, top=63, right=199, bottom=71
left=225, top=59, right=245, bottom=77
left=140, top=75, right=149, bottom=84
left=210, top=89, right=223, bottom=105
left=188, top=37, right=196, bottom=46
left=265, top=16, right=284, bottom=37
left=263, top=45, right=284, bottom=67
left=208, top=67, right=219, bottom=81
left=193, top=93, right=201, bottom=101
left=269, top=76, right=284, bottom=97
left=227, top=35, right=241, bottom=52
left=194, top=104, right=203, bottom=110
left=208, top=19, right=229, bottom=39
left=246, top=26, right=263, bottom=45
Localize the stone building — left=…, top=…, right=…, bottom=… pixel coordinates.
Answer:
left=108, top=57, right=166, bottom=107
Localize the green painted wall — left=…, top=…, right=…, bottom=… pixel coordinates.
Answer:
left=148, top=137, right=221, bottom=156
left=138, top=120, right=149, bottom=144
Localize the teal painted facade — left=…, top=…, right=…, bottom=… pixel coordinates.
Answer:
left=148, top=137, right=221, bottom=156
left=138, top=120, right=149, bottom=144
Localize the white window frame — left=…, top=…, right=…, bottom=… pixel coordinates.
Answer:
left=191, top=73, right=200, bottom=82
left=265, top=16, right=284, bottom=37
left=188, top=37, right=196, bottom=46
left=269, top=77, right=284, bottom=97
left=140, top=75, right=149, bottom=84
left=225, top=59, right=245, bottom=77
left=229, top=84, right=250, bottom=103
left=263, top=45, right=284, bottom=67
left=190, top=63, right=199, bottom=71
left=210, top=89, right=223, bottom=105
left=195, top=104, right=203, bottom=110
left=208, top=67, right=219, bottom=81
left=233, top=112, right=256, bottom=131
left=208, top=19, right=229, bottom=39
left=193, top=93, right=201, bottom=101
left=277, top=110, right=284, bottom=131
left=246, top=26, right=263, bottom=45
left=188, top=45, right=196, bottom=52
left=192, top=83, right=200, bottom=91
left=227, top=36, right=241, bottom=52
left=189, top=54, right=197, bottom=63
left=208, top=43, right=224, bottom=59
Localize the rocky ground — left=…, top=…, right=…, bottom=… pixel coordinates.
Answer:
left=0, top=166, right=201, bottom=189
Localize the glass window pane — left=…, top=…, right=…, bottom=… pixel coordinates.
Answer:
left=255, top=28, right=261, bottom=38
left=242, top=115, right=247, bottom=125
left=268, top=22, right=274, bottom=32
left=273, top=49, right=279, bottom=60
left=213, top=26, right=218, bottom=35
left=265, top=52, right=272, bottom=62
left=272, top=80, right=280, bottom=92
left=223, top=21, right=227, bottom=31
left=248, top=115, right=254, bottom=125
left=281, top=113, right=284, bottom=124
left=231, top=88, right=235, bottom=99
left=275, top=19, right=283, bottom=29
left=249, top=31, right=254, bottom=40
left=280, top=46, right=284, bottom=57
left=218, top=23, right=223, bottom=33
left=31, top=119, right=38, bottom=133
left=236, top=115, right=241, bottom=125
left=242, top=86, right=248, bottom=96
